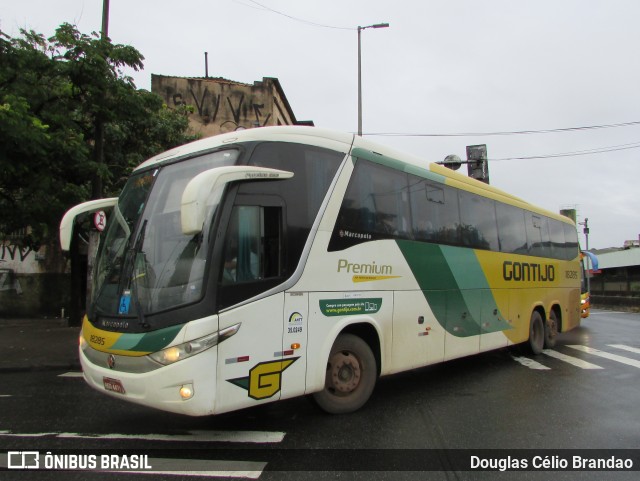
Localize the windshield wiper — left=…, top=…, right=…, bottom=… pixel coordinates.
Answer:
left=129, top=220, right=151, bottom=330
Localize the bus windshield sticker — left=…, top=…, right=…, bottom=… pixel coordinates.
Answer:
left=118, top=290, right=131, bottom=315
left=319, top=298, right=382, bottom=317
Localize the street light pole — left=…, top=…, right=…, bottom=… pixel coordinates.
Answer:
left=357, top=23, right=389, bottom=136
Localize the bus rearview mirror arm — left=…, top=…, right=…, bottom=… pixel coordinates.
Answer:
left=180, top=166, right=294, bottom=235
left=59, top=197, right=118, bottom=251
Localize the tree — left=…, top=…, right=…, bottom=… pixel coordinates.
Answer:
left=0, top=24, right=197, bottom=248
left=0, top=28, right=88, bottom=247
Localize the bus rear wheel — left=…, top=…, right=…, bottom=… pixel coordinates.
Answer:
left=544, top=310, right=559, bottom=349
left=528, top=311, right=545, bottom=355
left=312, top=334, right=377, bottom=414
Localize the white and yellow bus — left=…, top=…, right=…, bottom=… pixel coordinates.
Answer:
left=60, top=127, right=581, bottom=416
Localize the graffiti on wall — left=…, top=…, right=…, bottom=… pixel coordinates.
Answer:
left=1, top=244, right=33, bottom=263
left=0, top=244, right=34, bottom=295
left=172, top=88, right=273, bottom=131
left=0, top=269, right=23, bottom=294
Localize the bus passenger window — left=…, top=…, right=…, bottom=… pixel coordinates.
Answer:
left=496, top=202, right=527, bottom=255
left=459, top=191, right=499, bottom=251
left=329, top=159, right=411, bottom=250
left=526, top=212, right=552, bottom=258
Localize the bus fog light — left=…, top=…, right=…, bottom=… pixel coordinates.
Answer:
left=179, top=384, right=194, bottom=400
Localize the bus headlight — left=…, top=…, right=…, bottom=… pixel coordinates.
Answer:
left=148, top=323, right=241, bottom=365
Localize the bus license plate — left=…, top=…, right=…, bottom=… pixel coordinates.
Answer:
left=103, top=377, right=126, bottom=395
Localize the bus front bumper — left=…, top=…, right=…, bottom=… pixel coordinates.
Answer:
left=79, top=343, right=219, bottom=416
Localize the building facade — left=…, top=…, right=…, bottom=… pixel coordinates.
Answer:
left=0, top=237, right=68, bottom=317
left=590, top=245, right=640, bottom=309
left=151, top=75, right=312, bottom=138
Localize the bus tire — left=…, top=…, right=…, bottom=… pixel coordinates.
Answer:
left=544, top=310, right=558, bottom=349
left=528, top=311, right=545, bottom=355
left=312, top=333, right=377, bottom=414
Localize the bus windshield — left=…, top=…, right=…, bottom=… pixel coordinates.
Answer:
left=91, top=149, right=239, bottom=322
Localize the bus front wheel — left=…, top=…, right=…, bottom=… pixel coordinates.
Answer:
left=313, top=334, right=377, bottom=414
left=529, top=311, right=545, bottom=355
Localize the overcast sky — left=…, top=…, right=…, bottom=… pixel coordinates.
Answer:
left=3, top=0, right=640, bottom=249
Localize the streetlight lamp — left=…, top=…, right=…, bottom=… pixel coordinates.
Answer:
left=357, top=23, right=389, bottom=136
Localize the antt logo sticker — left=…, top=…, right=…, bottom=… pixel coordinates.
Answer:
left=227, top=358, right=299, bottom=400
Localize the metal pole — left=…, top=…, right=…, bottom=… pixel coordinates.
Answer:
left=584, top=218, right=591, bottom=295
left=356, top=23, right=389, bottom=137
left=357, top=27, right=363, bottom=136
left=101, top=0, right=110, bottom=38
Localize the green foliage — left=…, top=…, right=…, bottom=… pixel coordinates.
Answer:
left=0, top=25, right=197, bottom=248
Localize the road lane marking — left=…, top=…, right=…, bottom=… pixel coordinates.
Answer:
left=590, top=311, right=628, bottom=315
left=608, top=344, right=640, bottom=355
left=0, top=430, right=285, bottom=444
left=511, top=356, right=551, bottom=370
left=542, top=349, right=603, bottom=369
left=567, top=345, right=640, bottom=369
left=58, top=430, right=286, bottom=443
left=58, top=372, right=84, bottom=378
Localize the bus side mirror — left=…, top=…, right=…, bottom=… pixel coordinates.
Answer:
left=180, top=166, right=294, bottom=235
left=59, top=198, right=118, bottom=251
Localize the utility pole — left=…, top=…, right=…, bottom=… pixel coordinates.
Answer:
left=85, top=0, right=111, bottom=319
left=102, top=0, right=110, bottom=38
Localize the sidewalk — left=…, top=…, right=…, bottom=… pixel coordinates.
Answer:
left=0, top=318, right=81, bottom=372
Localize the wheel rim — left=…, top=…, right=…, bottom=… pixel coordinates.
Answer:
left=327, top=351, right=361, bottom=394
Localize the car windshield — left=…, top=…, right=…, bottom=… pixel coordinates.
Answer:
left=91, top=149, right=239, bottom=323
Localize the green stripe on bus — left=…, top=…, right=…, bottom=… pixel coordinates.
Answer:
left=127, top=324, right=184, bottom=353
left=351, top=148, right=446, bottom=184
left=111, top=333, right=146, bottom=350
left=396, top=240, right=511, bottom=337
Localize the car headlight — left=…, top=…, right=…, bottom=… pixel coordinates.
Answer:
left=148, top=323, right=240, bottom=365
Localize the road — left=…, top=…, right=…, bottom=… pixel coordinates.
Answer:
left=1, top=310, right=639, bottom=480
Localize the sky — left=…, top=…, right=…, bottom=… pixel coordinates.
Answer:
left=3, top=0, right=640, bottom=249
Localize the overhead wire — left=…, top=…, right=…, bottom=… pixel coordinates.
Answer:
left=488, top=141, right=640, bottom=162
left=236, top=0, right=354, bottom=30
left=365, top=120, right=640, bottom=138
left=364, top=122, right=640, bottom=161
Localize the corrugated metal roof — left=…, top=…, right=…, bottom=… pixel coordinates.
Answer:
left=596, top=248, right=640, bottom=269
